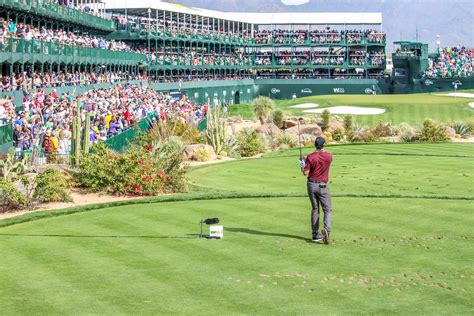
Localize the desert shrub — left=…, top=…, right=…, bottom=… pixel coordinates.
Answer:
left=372, top=121, right=393, bottom=138
left=331, top=128, right=343, bottom=142
left=252, top=96, right=275, bottom=124
left=300, top=134, right=315, bottom=147
left=158, top=137, right=186, bottom=155
left=236, top=128, right=265, bottom=157
left=0, top=178, right=26, bottom=211
left=322, top=131, right=334, bottom=143
left=272, top=109, right=284, bottom=128
left=451, top=122, right=470, bottom=138
left=182, top=127, right=205, bottom=144
left=277, top=133, right=297, bottom=148
left=343, top=114, right=354, bottom=139
left=351, top=128, right=377, bottom=142
left=221, top=138, right=241, bottom=159
left=75, top=143, right=186, bottom=195
left=192, top=147, right=212, bottom=162
left=396, top=123, right=418, bottom=142
left=464, top=117, right=474, bottom=133
left=321, top=109, right=330, bottom=132
left=420, top=119, right=449, bottom=142
left=34, top=168, right=72, bottom=203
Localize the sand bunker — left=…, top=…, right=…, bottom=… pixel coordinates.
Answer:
left=290, top=103, right=319, bottom=109
left=468, top=102, right=474, bottom=108
left=303, top=106, right=385, bottom=115
left=437, top=93, right=474, bottom=98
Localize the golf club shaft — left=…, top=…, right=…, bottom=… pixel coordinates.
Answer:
left=297, top=121, right=303, bottom=170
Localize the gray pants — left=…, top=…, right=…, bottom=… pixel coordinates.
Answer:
left=307, top=182, right=332, bottom=237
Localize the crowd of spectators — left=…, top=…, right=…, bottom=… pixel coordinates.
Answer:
left=53, top=0, right=104, bottom=18
left=149, top=49, right=252, bottom=67
left=254, top=49, right=384, bottom=66
left=2, top=84, right=206, bottom=153
left=112, top=15, right=252, bottom=44
left=0, top=19, right=141, bottom=54
left=0, top=71, right=146, bottom=92
left=424, top=46, right=473, bottom=78
left=255, top=29, right=386, bottom=45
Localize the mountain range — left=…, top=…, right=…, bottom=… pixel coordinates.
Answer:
left=169, top=0, right=473, bottom=52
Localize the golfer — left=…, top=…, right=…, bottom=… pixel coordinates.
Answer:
left=299, top=137, right=333, bottom=244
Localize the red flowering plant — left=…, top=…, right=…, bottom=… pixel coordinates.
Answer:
left=74, top=142, right=187, bottom=196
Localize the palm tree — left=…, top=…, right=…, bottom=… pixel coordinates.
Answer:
left=252, top=96, right=275, bottom=125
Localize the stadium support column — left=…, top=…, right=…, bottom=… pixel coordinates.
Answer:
left=147, top=7, right=151, bottom=79
left=155, top=9, right=159, bottom=61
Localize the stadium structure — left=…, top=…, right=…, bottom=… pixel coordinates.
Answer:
left=0, top=0, right=472, bottom=151
left=1, top=0, right=472, bottom=104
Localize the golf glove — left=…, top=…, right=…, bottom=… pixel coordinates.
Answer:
left=299, top=159, right=305, bottom=168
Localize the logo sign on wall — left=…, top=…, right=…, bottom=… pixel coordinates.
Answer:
left=271, top=88, right=280, bottom=94
left=364, top=88, right=374, bottom=94
left=301, top=88, right=312, bottom=94
left=209, top=225, right=223, bottom=239
left=333, top=88, right=345, bottom=94
left=425, top=79, right=434, bottom=86
left=452, top=80, right=462, bottom=90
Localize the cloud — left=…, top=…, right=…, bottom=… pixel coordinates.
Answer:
left=281, top=0, right=310, bottom=5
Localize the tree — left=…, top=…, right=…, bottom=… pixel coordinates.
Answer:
left=252, top=96, right=275, bottom=125
left=343, top=114, right=354, bottom=140
left=321, top=109, right=331, bottom=132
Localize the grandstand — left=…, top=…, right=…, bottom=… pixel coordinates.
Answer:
left=105, top=1, right=386, bottom=81
left=0, top=0, right=473, bottom=153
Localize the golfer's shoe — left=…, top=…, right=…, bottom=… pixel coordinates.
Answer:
left=312, top=234, right=323, bottom=242
left=322, top=228, right=330, bottom=245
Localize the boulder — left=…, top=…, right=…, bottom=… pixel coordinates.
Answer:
left=445, top=126, right=456, bottom=138
left=285, top=124, right=322, bottom=137
left=183, top=144, right=216, bottom=161
left=282, top=119, right=298, bottom=129
left=228, top=116, right=243, bottom=124
left=328, top=119, right=344, bottom=133
left=256, top=123, right=282, bottom=136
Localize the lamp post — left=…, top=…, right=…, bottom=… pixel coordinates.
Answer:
left=436, top=35, right=441, bottom=51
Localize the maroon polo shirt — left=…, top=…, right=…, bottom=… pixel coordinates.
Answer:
left=304, top=150, right=333, bottom=183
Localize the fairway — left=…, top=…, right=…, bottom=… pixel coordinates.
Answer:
left=1, top=143, right=473, bottom=314
left=229, top=93, right=474, bottom=126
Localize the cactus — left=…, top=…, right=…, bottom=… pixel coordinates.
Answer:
left=70, top=100, right=93, bottom=167
left=205, top=103, right=227, bottom=155
left=0, top=147, right=27, bottom=181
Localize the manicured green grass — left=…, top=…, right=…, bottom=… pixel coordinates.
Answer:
left=0, top=197, right=472, bottom=314
left=0, top=143, right=473, bottom=314
left=189, top=143, right=474, bottom=198
left=229, top=92, right=474, bottom=127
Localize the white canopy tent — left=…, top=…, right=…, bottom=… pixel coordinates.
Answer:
left=104, top=0, right=382, bottom=26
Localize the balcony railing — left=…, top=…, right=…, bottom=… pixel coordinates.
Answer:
left=0, top=0, right=114, bottom=31
left=0, top=37, right=146, bottom=64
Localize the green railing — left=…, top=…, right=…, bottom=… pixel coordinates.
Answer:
left=0, top=123, right=13, bottom=152
left=104, top=115, right=154, bottom=153
left=0, top=37, right=146, bottom=65
left=0, top=0, right=114, bottom=31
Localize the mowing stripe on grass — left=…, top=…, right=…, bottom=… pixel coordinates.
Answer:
left=1, top=192, right=473, bottom=230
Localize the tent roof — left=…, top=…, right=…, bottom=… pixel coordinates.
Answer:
left=105, top=0, right=382, bottom=25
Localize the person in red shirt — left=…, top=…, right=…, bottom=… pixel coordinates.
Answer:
left=300, top=136, right=333, bottom=244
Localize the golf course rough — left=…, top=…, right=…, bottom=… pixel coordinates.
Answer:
left=0, top=143, right=473, bottom=314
